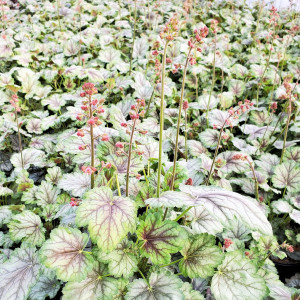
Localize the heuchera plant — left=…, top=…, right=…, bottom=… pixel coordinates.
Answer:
left=0, top=1, right=299, bottom=300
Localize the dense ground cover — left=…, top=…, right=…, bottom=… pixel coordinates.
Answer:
left=0, top=0, right=300, bottom=299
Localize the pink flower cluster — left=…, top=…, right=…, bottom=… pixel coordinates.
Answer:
left=70, top=197, right=79, bottom=207
left=269, top=5, right=279, bottom=26
left=10, top=94, right=21, bottom=113
left=81, top=165, right=97, bottom=174
left=282, top=242, right=294, bottom=253
left=213, top=99, right=254, bottom=129
left=210, top=19, right=219, bottom=34
left=77, top=82, right=109, bottom=150
left=129, top=98, right=146, bottom=121
left=224, top=238, right=233, bottom=249
left=159, top=15, right=179, bottom=41
left=186, top=26, right=209, bottom=66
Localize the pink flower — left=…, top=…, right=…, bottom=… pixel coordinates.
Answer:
left=80, top=92, right=86, bottom=97
left=189, top=57, right=196, bottom=65
left=185, top=178, right=193, bottom=185
left=81, top=105, right=88, bottom=111
left=87, top=118, right=96, bottom=125
left=224, top=238, right=233, bottom=249
left=140, top=99, right=145, bottom=106
left=78, top=145, right=87, bottom=151
left=81, top=165, right=97, bottom=174
left=121, top=122, right=127, bottom=127
left=183, top=101, right=189, bottom=110
left=101, top=134, right=109, bottom=141
left=70, top=198, right=79, bottom=206
left=76, top=113, right=83, bottom=121
left=97, top=107, right=105, bottom=114
left=166, top=57, right=172, bottom=64
left=77, top=130, right=85, bottom=137
left=115, top=142, right=124, bottom=148
left=91, top=99, right=98, bottom=106
left=152, top=50, right=159, bottom=56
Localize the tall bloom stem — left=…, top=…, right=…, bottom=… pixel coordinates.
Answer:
left=280, top=96, right=292, bottom=163
left=88, top=95, right=95, bottom=189
left=129, top=0, right=137, bottom=75
left=206, top=100, right=253, bottom=185
left=206, top=34, right=216, bottom=127
left=245, top=157, right=259, bottom=202
left=157, top=40, right=169, bottom=197
left=56, top=0, right=62, bottom=31
left=170, top=47, right=192, bottom=191
left=126, top=119, right=137, bottom=197
left=11, top=95, right=24, bottom=169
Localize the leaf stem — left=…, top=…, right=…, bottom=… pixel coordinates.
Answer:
left=174, top=206, right=192, bottom=222
left=280, top=101, right=291, bottom=164
left=115, top=171, right=121, bottom=197
left=138, top=270, right=150, bottom=288
left=160, top=258, right=183, bottom=268
left=143, top=169, right=149, bottom=187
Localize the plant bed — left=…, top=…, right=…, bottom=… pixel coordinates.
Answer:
left=0, top=0, right=300, bottom=300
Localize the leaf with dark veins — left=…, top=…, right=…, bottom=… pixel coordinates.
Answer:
left=8, top=210, right=45, bottom=246
left=0, top=247, right=41, bottom=300
left=76, top=187, right=136, bottom=251
left=187, top=206, right=223, bottom=235
left=126, top=270, right=184, bottom=300
left=179, top=234, right=224, bottom=278
left=217, top=151, right=250, bottom=174
left=62, top=263, right=118, bottom=300
left=39, top=227, right=94, bottom=282
left=211, top=251, right=267, bottom=300
left=137, top=211, right=187, bottom=264
left=272, top=161, right=300, bottom=192
left=180, top=186, right=272, bottom=235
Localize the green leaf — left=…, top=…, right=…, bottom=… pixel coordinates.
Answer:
left=62, top=263, right=118, bottom=300
left=0, top=247, right=41, bottom=300
left=76, top=187, right=136, bottom=251
left=8, top=211, right=45, bottom=246
left=45, top=166, right=62, bottom=185
left=187, top=206, right=223, bottom=235
left=98, top=240, right=138, bottom=278
left=199, top=129, right=219, bottom=149
left=58, top=172, right=91, bottom=197
left=36, top=181, right=59, bottom=206
left=11, top=148, right=45, bottom=171
left=29, top=269, right=60, bottom=300
left=272, top=161, right=300, bottom=192
left=39, top=227, right=94, bottom=282
left=125, top=271, right=184, bottom=300
left=227, top=79, right=245, bottom=97
left=0, top=206, right=12, bottom=227
left=181, top=282, right=205, bottom=300
left=211, top=251, right=267, bottom=300
left=179, top=234, right=224, bottom=278
left=137, top=211, right=187, bottom=264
